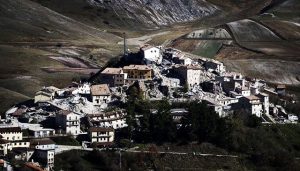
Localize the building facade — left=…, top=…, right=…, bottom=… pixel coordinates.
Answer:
left=91, top=84, right=111, bottom=106
left=123, top=65, right=152, bottom=84
left=173, top=65, right=204, bottom=88
left=28, top=127, right=55, bottom=138
left=0, top=127, right=23, bottom=141
left=56, top=110, right=81, bottom=136
left=240, top=96, right=263, bottom=117
left=89, top=127, right=114, bottom=145
left=257, top=93, right=270, bottom=115
left=89, top=110, right=127, bottom=129
left=100, top=68, right=128, bottom=87
left=140, top=46, right=162, bottom=64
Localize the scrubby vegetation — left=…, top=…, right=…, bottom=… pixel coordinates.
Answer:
left=108, top=93, right=300, bottom=170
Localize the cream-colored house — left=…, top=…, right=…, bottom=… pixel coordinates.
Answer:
left=100, top=68, right=128, bottom=87
left=123, top=65, right=152, bottom=84
left=0, top=127, right=30, bottom=155
left=91, top=84, right=111, bottom=106
left=89, top=127, right=114, bottom=146
left=0, top=127, right=22, bottom=141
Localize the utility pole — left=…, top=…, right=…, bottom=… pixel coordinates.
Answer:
left=119, top=150, right=122, bottom=171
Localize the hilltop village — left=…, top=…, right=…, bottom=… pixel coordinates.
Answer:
left=0, top=45, right=299, bottom=170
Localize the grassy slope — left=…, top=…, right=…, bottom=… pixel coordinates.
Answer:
left=0, top=0, right=124, bottom=113
left=0, top=87, right=30, bottom=115
left=30, top=0, right=146, bottom=36
left=261, top=20, right=300, bottom=40
left=0, top=45, right=87, bottom=113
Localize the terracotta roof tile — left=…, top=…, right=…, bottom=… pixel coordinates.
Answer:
left=101, top=68, right=123, bottom=75
left=91, top=84, right=111, bottom=96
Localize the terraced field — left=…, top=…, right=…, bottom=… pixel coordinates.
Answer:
left=186, top=28, right=232, bottom=40
left=262, top=20, right=300, bottom=40
left=227, top=19, right=300, bottom=57
left=227, top=19, right=281, bottom=41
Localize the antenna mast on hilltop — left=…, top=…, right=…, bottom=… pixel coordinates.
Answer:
left=123, top=32, right=128, bottom=56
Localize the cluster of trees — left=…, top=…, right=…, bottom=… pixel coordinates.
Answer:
left=120, top=96, right=232, bottom=146
left=116, top=93, right=300, bottom=170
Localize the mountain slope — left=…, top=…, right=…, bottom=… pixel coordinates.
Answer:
left=0, top=0, right=121, bottom=43
left=87, top=0, right=219, bottom=27
left=32, top=0, right=220, bottom=30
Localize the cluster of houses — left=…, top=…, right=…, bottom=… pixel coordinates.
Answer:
left=0, top=126, right=55, bottom=171
left=0, top=45, right=298, bottom=170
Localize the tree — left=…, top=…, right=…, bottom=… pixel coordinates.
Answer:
left=183, top=82, right=189, bottom=93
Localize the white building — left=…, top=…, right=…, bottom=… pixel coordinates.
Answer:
left=28, top=127, right=55, bottom=138
left=30, top=138, right=56, bottom=150
left=89, top=110, right=127, bottom=129
left=218, top=97, right=239, bottom=106
left=0, top=127, right=30, bottom=155
left=161, top=77, right=181, bottom=88
left=89, top=127, right=114, bottom=146
left=288, top=114, right=298, bottom=123
left=173, top=55, right=193, bottom=65
left=140, top=45, right=162, bottom=64
left=236, top=87, right=251, bottom=97
left=91, top=84, right=111, bottom=107
left=56, top=110, right=81, bottom=136
left=72, top=83, right=91, bottom=95
left=257, top=93, right=270, bottom=115
left=0, top=127, right=23, bottom=141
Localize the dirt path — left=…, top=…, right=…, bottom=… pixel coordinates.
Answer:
left=118, top=31, right=170, bottom=46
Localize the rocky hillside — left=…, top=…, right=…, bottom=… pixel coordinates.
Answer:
left=86, top=0, right=219, bottom=27
left=30, top=0, right=222, bottom=31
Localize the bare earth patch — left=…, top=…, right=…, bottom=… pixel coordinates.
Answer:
left=49, top=56, right=91, bottom=68
left=41, top=67, right=100, bottom=75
